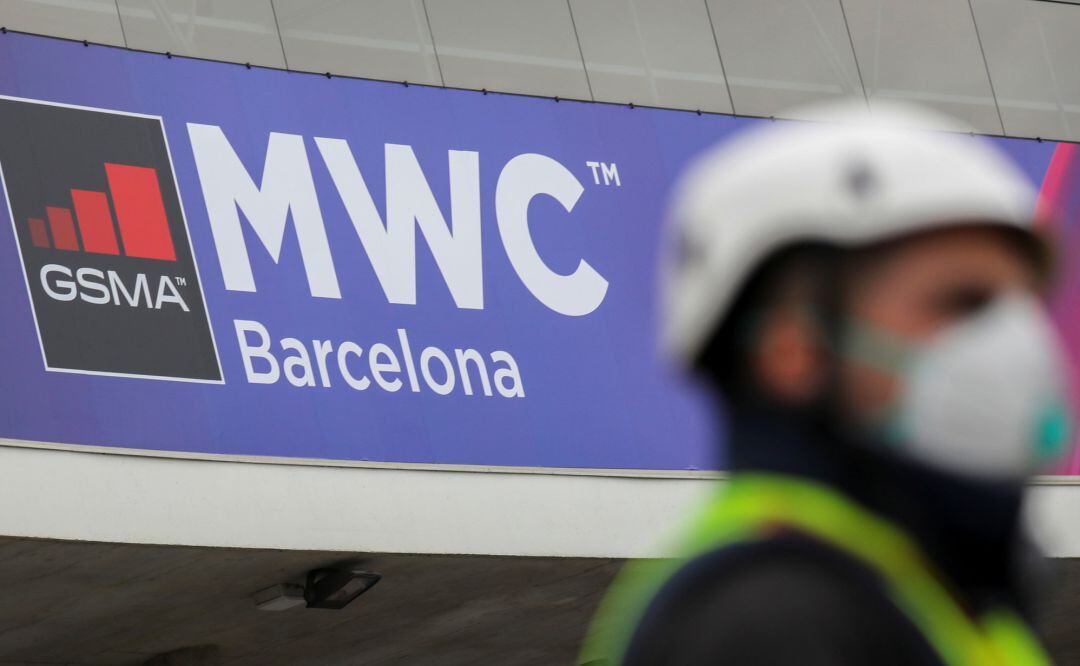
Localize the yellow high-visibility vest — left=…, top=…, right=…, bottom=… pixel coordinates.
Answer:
left=580, top=473, right=1052, bottom=666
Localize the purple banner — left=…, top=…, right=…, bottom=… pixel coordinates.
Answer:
left=0, top=32, right=1067, bottom=471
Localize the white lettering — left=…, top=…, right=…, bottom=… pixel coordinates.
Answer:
left=188, top=124, right=340, bottom=299
left=231, top=321, right=522, bottom=398
left=601, top=162, right=620, bottom=186
left=235, top=319, right=280, bottom=384
left=40, top=264, right=75, bottom=301
left=491, top=350, right=525, bottom=398
left=109, top=272, right=152, bottom=308
left=76, top=268, right=109, bottom=304
left=281, top=337, right=315, bottom=387
left=316, top=139, right=483, bottom=308
left=496, top=153, right=608, bottom=316
left=313, top=339, right=334, bottom=387
left=397, top=327, right=420, bottom=392
left=455, top=348, right=492, bottom=397
left=368, top=342, right=403, bottom=392
left=41, top=265, right=189, bottom=309
left=337, top=342, right=371, bottom=390
left=420, top=346, right=455, bottom=395
left=155, top=276, right=189, bottom=312
left=585, top=160, right=601, bottom=185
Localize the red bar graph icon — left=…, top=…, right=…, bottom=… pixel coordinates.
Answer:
left=28, top=217, right=49, bottom=248
left=25, top=162, right=176, bottom=261
left=105, top=163, right=176, bottom=261
left=46, top=206, right=79, bottom=251
left=71, top=189, right=119, bottom=255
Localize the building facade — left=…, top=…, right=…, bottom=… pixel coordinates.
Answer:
left=1, top=1, right=1080, bottom=664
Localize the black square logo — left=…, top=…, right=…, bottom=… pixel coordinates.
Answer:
left=0, top=96, right=221, bottom=382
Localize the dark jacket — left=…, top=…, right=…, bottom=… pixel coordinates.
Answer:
left=621, top=404, right=1041, bottom=665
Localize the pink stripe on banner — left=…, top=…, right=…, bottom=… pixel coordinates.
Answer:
left=1036, top=142, right=1079, bottom=225
left=1037, top=143, right=1080, bottom=473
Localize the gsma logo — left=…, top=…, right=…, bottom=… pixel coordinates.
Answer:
left=0, top=96, right=221, bottom=382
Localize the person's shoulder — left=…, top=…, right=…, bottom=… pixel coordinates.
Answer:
left=623, top=533, right=944, bottom=666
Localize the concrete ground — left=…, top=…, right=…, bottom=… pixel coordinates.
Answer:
left=0, top=537, right=618, bottom=665
left=0, top=536, right=1076, bottom=664
left=1037, top=559, right=1080, bottom=664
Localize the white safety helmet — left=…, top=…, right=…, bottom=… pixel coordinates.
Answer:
left=662, top=102, right=1043, bottom=365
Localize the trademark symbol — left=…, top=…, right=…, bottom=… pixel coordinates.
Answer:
left=585, top=161, right=620, bottom=187
left=175, top=276, right=187, bottom=286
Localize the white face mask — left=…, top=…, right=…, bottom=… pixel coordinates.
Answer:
left=844, top=294, right=1074, bottom=480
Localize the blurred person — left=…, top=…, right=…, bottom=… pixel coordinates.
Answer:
left=580, top=104, right=1074, bottom=665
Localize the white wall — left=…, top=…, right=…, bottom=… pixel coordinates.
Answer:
left=2, top=439, right=1078, bottom=559
left=0, top=439, right=714, bottom=558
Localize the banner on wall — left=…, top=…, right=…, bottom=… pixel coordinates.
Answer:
left=0, top=32, right=1073, bottom=472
